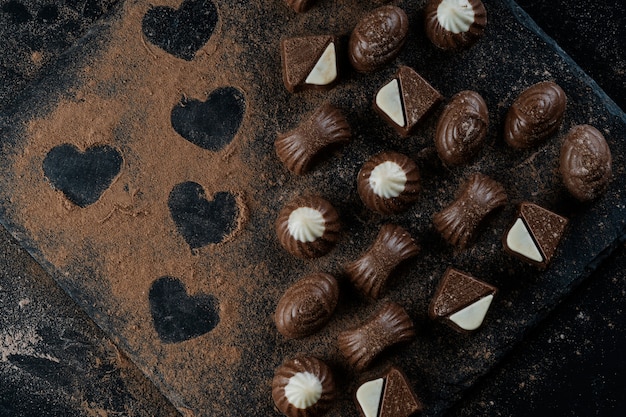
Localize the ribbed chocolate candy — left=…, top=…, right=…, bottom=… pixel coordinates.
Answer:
left=276, top=103, right=351, bottom=174
left=560, top=124, right=612, bottom=201
left=338, top=302, right=415, bottom=371
left=349, top=5, right=409, bottom=72
left=345, top=224, right=419, bottom=299
left=272, top=356, right=336, bottom=417
left=357, top=152, right=420, bottom=215
left=424, top=0, right=487, bottom=50
left=276, top=195, right=340, bottom=259
left=434, top=173, right=507, bottom=248
left=435, top=90, right=489, bottom=166
left=275, top=273, right=339, bottom=339
left=504, top=81, right=566, bottom=149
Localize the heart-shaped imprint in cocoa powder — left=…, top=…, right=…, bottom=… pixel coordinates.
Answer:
left=141, top=0, right=218, bottom=60
left=43, top=144, right=123, bottom=207
left=149, top=276, right=219, bottom=343
left=171, top=87, right=245, bottom=152
left=168, top=181, right=239, bottom=249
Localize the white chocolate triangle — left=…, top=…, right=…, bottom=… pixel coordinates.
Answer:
left=288, top=207, right=326, bottom=243
left=305, top=43, right=337, bottom=86
left=356, top=378, right=384, bottom=417
left=369, top=161, right=407, bottom=198
left=284, top=372, right=322, bottom=409
left=506, top=218, right=544, bottom=262
left=448, top=294, right=494, bottom=331
left=437, top=0, right=475, bottom=34
left=376, top=79, right=405, bottom=127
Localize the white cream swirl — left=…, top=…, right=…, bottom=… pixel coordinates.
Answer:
left=437, top=0, right=475, bottom=34
left=369, top=161, right=407, bottom=198
left=284, top=372, right=323, bottom=409
left=288, top=207, right=325, bottom=242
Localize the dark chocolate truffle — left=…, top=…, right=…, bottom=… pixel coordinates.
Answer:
left=429, top=267, right=497, bottom=333
left=504, top=81, right=566, bottom=149
left=276, top=195, right=340, bottom=259
left=357, top=151, right=420, bottom=215
left=559, top=124, right=612, bottom=201
left=281, top=35, right=339, bottom=93
left=272, top=356, right=336, bottom=417
left=345, top=224, right=420, bottom=299
left=338, top=301, right=415, bottom=371
left=433, top=173, right=507, bottom=248
left=275, top=103, right=351, bottom=175
left=503, top=202, right=568, bottom=269
left=435, top=90, right=489, bottom=166
left=424, top=0, right=487, bottom=50
left=349, top=5, right=409, bottom=72
left=355, top=367, right=423, bottom=417
left=374, top=66, right=443, bottom=137
left=275, top=273, right=339, bottom=339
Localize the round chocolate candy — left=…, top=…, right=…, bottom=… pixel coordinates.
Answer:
left=357, top=151, right=420, bottom=214
left=559, top=124, right=612, bottom=201
left=435, top=90, right=489, bottom=166
left=272, top=356, right=336, bottom=417
left=276, top=195, right=340, bottom=258
left=349, top=5, right=409, bottom=72
left=424, top=0, right=487, bottom=50
left=504, top=81, right=567, bottom=149
left=275, top=273, right=339, bottom=339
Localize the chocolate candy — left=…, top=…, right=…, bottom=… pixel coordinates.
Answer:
left=338, top=301, right=415, bottom=371
left=345, top=224, right=420, bottom=299
left=355, top=367, right=423, bottom=417
left=276, top=195, right=340, bottom=258
left=433, top=173, right=506, bottom=249
left=559, top=124, right=612, bottom=201
left=272, top=356, right=336, bottom=417
left=424, top=0, right=487, bottom=50
left=504, top=81, right=567, bottom=149
left=275, top=103, right=351, bottom=174
left=374, top=66, right=443, bottom=136
left=285, top=0, right=316, bottom=13
left=357, top=151, right=420, bottom=215
left=435, top=90, right=489, bottom=166
left=429, top=267, right=497, bottom=333
left=349, top=5, right=409, bottom=72
left=275, top=273, right=339, bottom=339
left=281, top=35, right=339, bottom=93
left=503, top=202, right=568, bottom=268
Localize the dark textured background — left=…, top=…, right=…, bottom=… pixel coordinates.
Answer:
left=0, top=0, right=624, bottom=416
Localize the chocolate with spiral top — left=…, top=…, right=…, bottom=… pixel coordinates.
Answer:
left=424, top=0, right=487, bottom=50
left=345, top=224, right=420, bottom=299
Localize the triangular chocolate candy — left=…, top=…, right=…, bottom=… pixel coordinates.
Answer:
left=379, top=368, right=422, bottom=417
left=520, top=202, right=568, bottom=264
left=397, top=66, right=442, bottom=135
left=281, top=35, right=337, bottom=93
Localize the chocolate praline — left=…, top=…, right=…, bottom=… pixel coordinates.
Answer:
left=276, top=195, right=340, bottom=259
left=424, top=0, right=487, bottom=50
left=355, top=367, right=423, bottom=417
left=272, top=356, right=336, bottom=417
left=349, top=5, right=409, bottom=72
left=275, top=273, right=339, bottom=339
left=435, top=90, right=489, bottom=166
left=559, top=124, right=612, bottom=201
left=357, top=152, right=420, bottom=215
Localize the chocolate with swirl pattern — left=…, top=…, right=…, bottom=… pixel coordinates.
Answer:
left=424, top=0, right=487, bottom=50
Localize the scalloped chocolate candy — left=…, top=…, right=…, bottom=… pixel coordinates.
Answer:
left=424, top=0, right=487, bottom=50
left=275, top=273, right=339, bottom=339
left=281, top=35, right=339, bottom=93
left=559, top=124, right=612, bottom=201
left=272, top=356, right=336, bottom=417
left=276, top=195, right=340, bottom=259
left=433, top=173, right=507, bottom=248
left=338, top=302, right=415, bottom=371
left=435, top=90, right=489, bottom=166
left=345, top=224, right=419, bottom=299
left=429, top=267, right=497, bottom=333
left=286, top=0, right=316, bottom=13
left=355, top=367, right=423, bottom=417
left=357, top=152, right=420, bottom=215
left=504, top=81, right=567, bottom=149
left=349, top=5, right=409, bottom=72
left=276, top=103, right=351, bottom=175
